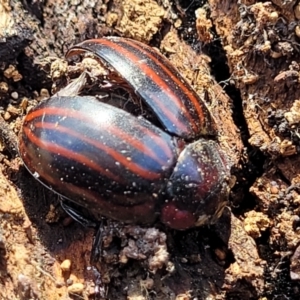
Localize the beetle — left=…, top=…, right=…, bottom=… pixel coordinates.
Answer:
left=18, top=37, right=231, bottom=230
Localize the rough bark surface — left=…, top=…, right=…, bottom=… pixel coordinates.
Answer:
left=0, top=0, right=299, bottom=299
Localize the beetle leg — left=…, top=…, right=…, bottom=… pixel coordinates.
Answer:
left=90, top=221, right=104, bottom=264
left=60, top=200, right=98, bottom=228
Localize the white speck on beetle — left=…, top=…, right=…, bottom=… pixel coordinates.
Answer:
left=33, top=172, right=40, bottom=179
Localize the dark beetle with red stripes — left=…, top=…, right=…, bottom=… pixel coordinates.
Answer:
left=18, top=37, right=232, bottom=230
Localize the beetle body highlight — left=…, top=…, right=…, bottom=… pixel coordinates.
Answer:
left=19, top=37, right=231, bottom=230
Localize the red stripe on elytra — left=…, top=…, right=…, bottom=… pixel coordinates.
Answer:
left=28, top=165, right=156, bottom=220
left=138, top=124, right=176, bottom=160
left=26, top=106, right=172, bottom=167
left=107, top=124, right=174, bottom=166
left=69, top=39, right=196, bottom=135
left=121, top=38, right=206, bottom=128
left=29, top=121, right=163, bottom=180
left=91, top=38, right=198, bottom=131
left=23, top=126, right=122, bottom=183
left=54, top=180, right=156, bottom=222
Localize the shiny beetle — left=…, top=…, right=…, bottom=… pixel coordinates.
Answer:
left=18, top=37, right=231, bottom=230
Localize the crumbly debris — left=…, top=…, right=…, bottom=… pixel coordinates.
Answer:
left=243, top=211, right=271, bottom=238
